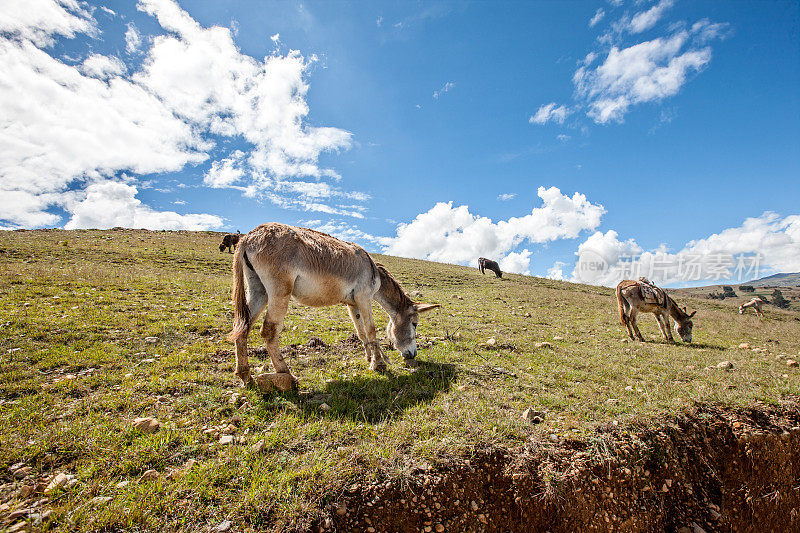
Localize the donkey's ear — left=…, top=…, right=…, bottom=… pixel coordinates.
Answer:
left=415, top=303, right=441, bottom=314
left=688, top=310, right=697, bottom=318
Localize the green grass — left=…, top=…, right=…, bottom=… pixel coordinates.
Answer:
left=2, top=229, right=799, bottom=531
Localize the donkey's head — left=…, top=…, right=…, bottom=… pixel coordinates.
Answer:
left=386, top=302, right=441, bottom=361
left=219, top=242, right=226, bottom=252
left=675, top=307, right=697, bottom=343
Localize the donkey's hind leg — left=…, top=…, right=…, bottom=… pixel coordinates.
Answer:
left=253, top=283, right=297, bottom=392
left=629, top=311, right=645, bottom=342
left=235, top=269, right=268, bottom=387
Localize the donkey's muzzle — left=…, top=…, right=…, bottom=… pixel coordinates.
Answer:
left=403, top=349, right=417, bottom=360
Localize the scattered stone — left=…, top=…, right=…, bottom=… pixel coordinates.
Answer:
left=254, top=372, right=297, bottom=393
left=45, top=472, right=73, bottom=493
left=215, top=520, right=232, bottom=532
left=250, top=440, right=266, bottom=454
left=90, top=496, right=112, bottom=506
left=605, top=399, right=619, bottom=405
left=115, top=480, right=129, bottom=489
left=144, top=337, right=159, bottom=344
left=132, top=417, right=161, bottom=434
left=522, top=408, right=545, bottom=424
left=738, top=343, right=750, bottom=349
left=18, top=485, right=35, bottom=498
left=787, top=359, right=799, bottom=367
left=435, top=524, right=445, bottom=532
left=219, top=435, right=234, bottom=445
left=319, top=402, right=331, bottom=412
left=534, top=342, right=553, bottom=349
left=140, top=469, right=158, bottom=482
left=716, top=361, right=734, bottom=370
left=13, top=466, right=33, bottom=479
left=553, top=336, right=564, bottom=341
left=486, top=337, right=496, bottom=347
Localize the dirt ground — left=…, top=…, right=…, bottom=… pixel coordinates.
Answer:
left=322, top=401, right=800, bottom=532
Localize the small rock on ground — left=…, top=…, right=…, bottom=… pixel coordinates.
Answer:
left=716, top=361, right=734, bottom=370
left=522, top=408, right=545, bottom=424
left=215, top=520, right=232, bottom=532
left=132, top=417, right=161, bottom=433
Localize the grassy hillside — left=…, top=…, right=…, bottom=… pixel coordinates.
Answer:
left=2, top=229, right=800, bottom=531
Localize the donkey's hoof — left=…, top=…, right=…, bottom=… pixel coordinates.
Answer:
left=370, top=361, right=388, bottom=373
left=254, top=372, right=297, bottom=393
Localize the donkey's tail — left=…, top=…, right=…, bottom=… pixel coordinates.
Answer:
left=616, top=283, right=629, bottom=325
left=228, top=246, right=250, bottom=342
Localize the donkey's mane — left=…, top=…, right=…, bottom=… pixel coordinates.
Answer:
left=374, top=262, right=414, bottom=308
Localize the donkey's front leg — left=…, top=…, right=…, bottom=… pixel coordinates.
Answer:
left=358, top=303, right=387, bottom=372
left=662, top=313, right=675, bottom=343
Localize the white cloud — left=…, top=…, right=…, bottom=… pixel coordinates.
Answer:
left=0, top=0, right=96, bottom=47
left=627, top=0, right=674, bottom=34
left=125, top=22, right=142, bottom=53
left=529, top=102, right=570, bottom=125
left=270, top=32, right=280, bottom=44
left=80, top=53, right=126, bottom=78
left=497, top=193, right=516, bottom=201
left=0, top=0, right=363, bottom=228
left=304, top=220, right=392, bottom=247
left=499, top=249, right=532, bottom=275
left=574, top=28, right=716, bottom=123
left=590, top=8, right=606, bottom=28
left=64, top=181, right=223, bottom=230
left=433, top=81, right=455, bottom=99
left=546, top=261, right=567, bottom=280
left=376, top=16, right=383, bottom=27
left=382, top=186, right=604, bottom=270
left=557, top=134, right=571, bottom=142
left=571, top=212, right=800, bottom=286
left=204, top=151, right=246, bottom=188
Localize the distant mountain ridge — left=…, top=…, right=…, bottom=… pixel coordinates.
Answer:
left=741, top=272, right=800, bottom=287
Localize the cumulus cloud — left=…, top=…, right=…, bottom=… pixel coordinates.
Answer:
left=574, top=27, right=717, bottom=123
left=534, top=4, right=728, bottom=125
left=529, top=102, right=570, bottom=125
left=382, top=186, right=605, bottom=274
left=304, top=220, right=392, bottom=247
left=0, top=0, right=96, bottom=47
left=80, top=53, right=126, bottom=78
left=571, top=212, right=800, bottom=286
left=0, top=0, right=363, bottom=229
left=499, top=249, right=533, bottom=275
left=64, top=181, right=223, bottom=230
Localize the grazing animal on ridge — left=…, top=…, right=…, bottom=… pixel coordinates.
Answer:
left=739, top=297, right=765, bottom=318
left=616, top=278, right=696, bottom=343
left=228, top=223, right=441, bottom=390
left=219, top=231, right=241, bottom=253
left=478, top=257, right=502, bottom=278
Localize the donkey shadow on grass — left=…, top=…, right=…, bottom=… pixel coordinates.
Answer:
left=256, top=360, right=457, bottom=424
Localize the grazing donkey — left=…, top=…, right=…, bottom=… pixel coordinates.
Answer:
left=478, top=257, right=502, bottom=278
left=219, top=231, right=241, bottom=253
left=616, top=278, right=696, bottom=343
left=739, top=297, right=765, bottom=318
left=228, top=223, right=441, bottom=390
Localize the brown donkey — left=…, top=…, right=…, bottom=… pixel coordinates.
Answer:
left=616, top=279, right=696, bottom=343
left=228, top=223, right=440, bottom=390
left=739, top=297, right=765, bottom=318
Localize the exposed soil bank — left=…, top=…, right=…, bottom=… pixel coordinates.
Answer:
left=319, top=401, right=800, bottom=532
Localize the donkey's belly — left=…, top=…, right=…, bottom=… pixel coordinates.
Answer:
left=292, top=274, right=350, bottom=307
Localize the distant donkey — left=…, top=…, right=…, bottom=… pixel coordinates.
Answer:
left=739, top=297, right=765, bottom=318
left=219, top=231, right=241, bottom=253
left=616, top=278, right=696, bottom=343
left=478, top=257, right=502, bottom=278
left=228, top=223, right=441, bottom=391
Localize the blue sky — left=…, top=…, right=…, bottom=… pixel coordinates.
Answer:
left=1, top=0, right=798, bottom=286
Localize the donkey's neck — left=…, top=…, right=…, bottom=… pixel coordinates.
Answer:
left=667, top=298, right=689, bottom=322
left=374, top=266, right=410, bottom=318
